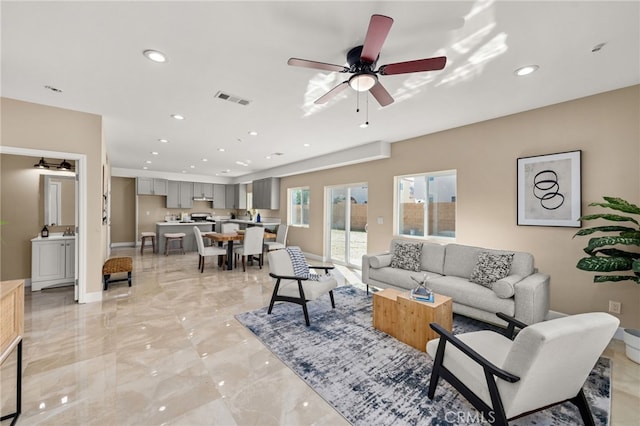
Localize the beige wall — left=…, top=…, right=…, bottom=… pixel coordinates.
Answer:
left=280, top=86, right=640, bottom=328
left=1, top=97, right=106, bottom=295
left=110, top=177, right=136, bottom=243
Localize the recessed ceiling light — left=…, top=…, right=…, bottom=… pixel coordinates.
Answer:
left=143, top=49, right=167, bottom=63
left=145, top=160, right=152, bottom=164
left=218, top=148, right=225, bottom=152
left=202, top=158, right=208, bottom=162
left=248, top=131, right=258, bottom=136
left=265, top=155, right=271, bottom=159
left=151, top=151, right=159, bottom=155
left=190, top=165, right=195, bottom=169
left=235, top=161, right=248, bottom=167
left=514, top=65, right=539, bottom=76
left=303, top=143, right=310, bottom=147
left=181, top=170, right=187, bottom=173
left=171, top=114, right=185, bottom=120
left=158, top=139, right=169, bottom=143
left=143, top=166, right=148, bottom=170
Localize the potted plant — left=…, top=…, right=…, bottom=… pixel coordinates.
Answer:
left=574, top=196, right=640, bottom=364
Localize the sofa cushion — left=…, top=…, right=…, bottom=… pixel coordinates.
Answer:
left=429, top=275, right=515, bottom=316
left=390, top=241, right=423, bottom=272
left=420, top=242, right=446, bottom=275
left=444, top=244, right=535, bottom=279
left=369, top=253, right=392, bottom=269
left=492, top=275, right=522, bottom=298
left=369, top=267, right=443, bottom=291
left=470, top=252, right=515, bottom=286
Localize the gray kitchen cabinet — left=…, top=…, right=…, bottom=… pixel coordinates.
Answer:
left=167, top=181, right=194, bottom=209
left=213, top=184, right=227, bottom=208
left=252, top=177, right=280, bottom=209
left=225, top=184, right=247, bottom=210
left=193, top=182, right=214, bottom=199
left=137, top=177, right=168, bottom=195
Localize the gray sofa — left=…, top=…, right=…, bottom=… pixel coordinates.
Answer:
left=362, top=240, right=550, bottom=325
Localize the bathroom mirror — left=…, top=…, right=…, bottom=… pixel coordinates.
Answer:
left=44, top=175, right=76, bottom=227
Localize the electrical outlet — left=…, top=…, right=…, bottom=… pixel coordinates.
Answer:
left=608, top=300, right=621, bottom=314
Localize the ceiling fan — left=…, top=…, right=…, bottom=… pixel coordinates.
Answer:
left=288, top=14, right=447, bottom=107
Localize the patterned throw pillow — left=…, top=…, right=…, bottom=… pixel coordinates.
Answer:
left=390, top=242, right=423, bottom=272
left=470, top=252, right=514, bottom=287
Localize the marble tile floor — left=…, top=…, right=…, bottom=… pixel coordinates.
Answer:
left=1, top=246, right=638, bottom=425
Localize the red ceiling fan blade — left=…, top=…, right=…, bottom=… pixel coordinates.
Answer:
left=288, top=58, right=349, bottom=73
left=360, top=14, right=394, bottom=63
left=369, top=82, right=394, bottom=107
left=378, top=56, right=447, bottom=75
left=314, top=81, right=350, bottom=104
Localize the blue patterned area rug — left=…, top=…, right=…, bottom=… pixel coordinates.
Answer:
left=235, top=285, right=611, bottom=425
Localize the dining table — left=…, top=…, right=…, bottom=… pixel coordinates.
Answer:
left=204, top=230, right=276, bottom=270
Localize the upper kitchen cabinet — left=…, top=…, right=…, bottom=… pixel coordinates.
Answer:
left=193, top=182, right=214, bottom=200
left=167, top=181, right=194, bottom=209
left=225, top=184, right=247, bottom=210
left=213, top=184, right=227, bottom=209
left=137, top=178, right=168, bottom=196
left=252, top=177, right=280, bottom=210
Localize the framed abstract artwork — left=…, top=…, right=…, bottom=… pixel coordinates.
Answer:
left=517, top=150, right=582, bottom=227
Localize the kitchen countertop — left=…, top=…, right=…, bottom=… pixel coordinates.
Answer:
left=220, top=219, right=281, bottom=226
left=156, top=221, right=214, bottom=226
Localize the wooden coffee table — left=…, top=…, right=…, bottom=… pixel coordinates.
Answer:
left=373, top=287, right=453, bottom=352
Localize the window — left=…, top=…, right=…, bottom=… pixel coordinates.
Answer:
left=288, top=187, right=310, bottom=227
left=395, top=170, right=456, bottom=238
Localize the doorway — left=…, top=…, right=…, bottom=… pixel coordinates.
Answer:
left=326, top=183, right=368, bottom=268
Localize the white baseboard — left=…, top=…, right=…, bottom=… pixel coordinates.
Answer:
left=81, top=290, right=103, bottom=304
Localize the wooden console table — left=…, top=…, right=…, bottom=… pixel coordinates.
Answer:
left=1, top=280, right=24, bottom=425
left=373, top=287, right=452, bottom=352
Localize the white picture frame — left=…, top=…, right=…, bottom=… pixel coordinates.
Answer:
left=517, top=150, right=582, bottom=227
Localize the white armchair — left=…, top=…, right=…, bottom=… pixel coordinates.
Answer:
left=267, top=248, right=337, bottom=326
left=426, top=312, right=619, bottom=425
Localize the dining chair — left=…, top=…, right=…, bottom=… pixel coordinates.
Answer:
left=193, top=226, right=226, bottom=273
left=263, top=224, right=288, bottom=253
left=233, top=226, right=264, bottom=271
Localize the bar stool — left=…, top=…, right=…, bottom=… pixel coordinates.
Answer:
left=140, top=231, right=156, bottom=255
left=164, top=232, right=186, bottom=255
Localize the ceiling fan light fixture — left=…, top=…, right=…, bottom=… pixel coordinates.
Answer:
left=349, top=73, right=377, bottom=92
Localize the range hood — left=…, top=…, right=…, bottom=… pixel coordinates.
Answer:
left=193, top=196, right=214, bottom=201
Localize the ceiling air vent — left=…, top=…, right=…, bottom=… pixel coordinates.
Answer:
left=215, top=91, right=251, bottom=106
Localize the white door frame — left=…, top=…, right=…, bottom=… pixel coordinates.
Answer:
left=0, top=146, right=88, bottom=303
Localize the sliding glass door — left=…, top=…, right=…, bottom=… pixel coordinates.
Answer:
left=327, top=184, right=368, bottom=268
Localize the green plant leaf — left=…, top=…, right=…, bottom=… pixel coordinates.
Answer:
left=584, top=236, right=640, bottom=255
left=573, top=226, right=636, bottom=237
left=593, top=275, right=640, bottom=283
left=620, top=230, right=640, bottom=239
left=577, top=256, right=633, bottom=272
left=595, top=197, right=640, bottom=215
left=633, top=259, right=640, bottom=273
left=579, top=213, right=639, bottom=226
left=590, top=248, right=640, bottom=259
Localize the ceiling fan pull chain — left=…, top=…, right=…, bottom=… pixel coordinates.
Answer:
left=356, top=89, right=360, bottom=113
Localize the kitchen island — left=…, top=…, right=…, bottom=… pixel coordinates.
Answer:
left=216, top=218, right=281, bottom=232
left=156, top=222, right=215, bottom=254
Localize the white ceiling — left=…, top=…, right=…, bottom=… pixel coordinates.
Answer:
left=2, top=1, right=639, bottom=182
